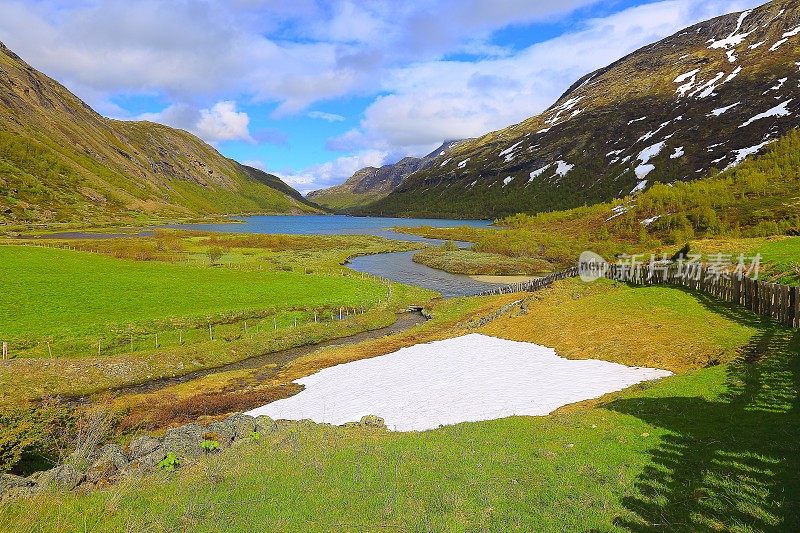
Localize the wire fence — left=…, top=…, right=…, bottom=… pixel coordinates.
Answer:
left=0, top=241, right=398, bottom=360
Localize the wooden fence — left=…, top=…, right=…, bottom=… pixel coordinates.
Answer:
left=478, top=267, right=579, bottom=296
left=479, top=263, right=799, bottom=329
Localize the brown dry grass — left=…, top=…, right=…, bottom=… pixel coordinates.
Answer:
left=110, top=294, right=521, bottom=432
left=481, top=278, right=759, bottom=373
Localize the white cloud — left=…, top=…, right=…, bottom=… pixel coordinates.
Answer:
left=138, top=100, right=253, bottom=144
left=196, top=101, right=253, bottom=143
left=274, top=151, right=390, bottom=194
left=330, top=0, right=765, bottom=152
left=307, top=111, right=346, bottom=122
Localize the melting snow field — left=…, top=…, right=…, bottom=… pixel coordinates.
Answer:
left=246, top=334, right=672, bottom=431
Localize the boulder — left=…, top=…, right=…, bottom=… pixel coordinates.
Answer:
left=254, top=415, right=277, bottom=434
left=127, top=435, right=162, bottom=460
left=0, top=473, right=34, bottom=496
left=205, top=421, right=234, bottom=446
left=37, top=464, right=83, bottom=491
left=225, top=413, right=257, bottom=440
left=129, top=446, right=166, bottom=470
left=162, top=424, right=204, bottom=458
left=86, top=444, right=128, bottom=483
left=359, top=415, right=387, bottom=430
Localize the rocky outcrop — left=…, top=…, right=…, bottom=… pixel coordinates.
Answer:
left=0, top=412, right=387, bottom=500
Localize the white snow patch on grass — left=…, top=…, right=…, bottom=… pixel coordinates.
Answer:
left=502, top=176, right=514, bottom=187
left=641, top=215, right=661, bottom=226
left=628, top=116, right=647, bottom=125
left=724, top=66, right=742, bottom=83
left=457, top=158, right=470, bottom=169
left=671, top=147, right=685, bottom=159
left=739, top=100, right=792, bottom=128
left=769, top=25, right=800, bottom=51
left=674, top=69, right=700, bottom=97
left=637, top=141, right=665, bottom=165
left=631, top=179, right=649, bottom=193
left=764, top=78, right=787, bottom=94
left=499, top=141, right=523, bottom=162
left=748, top=40, right=765, bottom=49
left=529, top=165, right=550, bottom=182
left=708, top=10, right=753, bottom=50
left=634, top=165, right=655, bottom=180
left=692, top=72, right=725, bottom=99
left=245, top=334, right=672, bottom=431
left=440, top=158, right=452, bottom=167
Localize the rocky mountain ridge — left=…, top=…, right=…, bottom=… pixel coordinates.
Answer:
left=307, top=140, right=465, bottom=210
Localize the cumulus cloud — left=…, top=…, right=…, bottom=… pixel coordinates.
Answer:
left=274, top=151, right=391, bottom=194
left=139, top=100, right=253, bottom=144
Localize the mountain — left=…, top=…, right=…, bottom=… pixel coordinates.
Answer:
left=357, top=0, right=800, bottom=219
left=0, top=42, right=319, bottom=225
left=307, top=140, right=464, bottom=210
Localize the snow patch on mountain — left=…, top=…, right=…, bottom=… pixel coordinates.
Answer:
left=739, top=100, right=792, bottom=128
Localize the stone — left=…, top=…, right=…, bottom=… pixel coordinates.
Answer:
left=0, top=473, right=34, bottom=496
left=254, top=415, right=277, bottom=434
left=127, top=435, right=162, bottom=460
left=205, top=421, right=234, bottom=446
left=129, top=446, right=166, bottom=470
left=86, top=444, right=128, bottom=483
left=162, top=423, right=204, bottom=458
left=37, top=464, right=83, bottom=491
left=359, top=415, right=387, bottom=429
left=224, top=413, right=257, bottom=440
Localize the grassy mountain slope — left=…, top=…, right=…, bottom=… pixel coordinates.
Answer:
left=307, top=141, right=464, bottom=210
left=0, top=42, right=319, bottom=225
left=360, top=0, right=800, bottom=218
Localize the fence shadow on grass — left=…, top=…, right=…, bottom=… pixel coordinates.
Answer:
left=607, top=291, right=800, bottom=531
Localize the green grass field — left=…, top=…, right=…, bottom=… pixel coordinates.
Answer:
left=413, top=246, right=554, bottom=276
left=1, top=280, right=797, bottom=532
left=0, top=245, right=385, bottom=341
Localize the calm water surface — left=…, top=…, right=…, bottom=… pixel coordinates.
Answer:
left=172, top=215, right=499, bottom=297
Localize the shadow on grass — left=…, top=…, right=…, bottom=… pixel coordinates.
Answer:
left=608, top=289, right=800, bottom=531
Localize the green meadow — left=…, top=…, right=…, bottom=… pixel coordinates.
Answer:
left=1, top=279, right=797, bottom=532
left=0, top=245, right=386, bottom=340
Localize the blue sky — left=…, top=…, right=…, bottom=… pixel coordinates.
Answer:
left=0, top=0, right=764, bottom=193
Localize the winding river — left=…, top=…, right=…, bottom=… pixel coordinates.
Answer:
left=171, top=215, right=501, bottom=297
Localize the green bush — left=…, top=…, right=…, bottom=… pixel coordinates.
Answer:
left=157, top=452, right=180, bottom=472
left=0, top=403, right=74, bottom=473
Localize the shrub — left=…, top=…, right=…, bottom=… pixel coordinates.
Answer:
left=158, top=452, right=180, bottom=472
left=0, top=402, right=74, bottom=474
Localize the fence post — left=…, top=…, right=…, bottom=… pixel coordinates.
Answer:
left=2, top=341, right=6, bottom=360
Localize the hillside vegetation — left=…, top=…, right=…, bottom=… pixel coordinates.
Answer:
left=360, top=0, right=800, bottom=218
left=399, top=128, right=800, bottom=283
left=0, top=43, right=319, bottom=226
